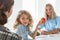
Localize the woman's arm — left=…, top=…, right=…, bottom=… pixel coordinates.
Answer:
left=41, top=28, right=59, bottom=35
left=47, top=28, right=59, bottom=34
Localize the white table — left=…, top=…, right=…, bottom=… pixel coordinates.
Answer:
left=35, top=34, right=60, bottom=40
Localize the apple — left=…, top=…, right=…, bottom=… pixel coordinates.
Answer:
left=39, top=17, right=46, bottom=24
left=37, top=17, right=46, bottom=26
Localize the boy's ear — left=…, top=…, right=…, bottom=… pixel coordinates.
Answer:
left=5, top=11, right=9, bottom=17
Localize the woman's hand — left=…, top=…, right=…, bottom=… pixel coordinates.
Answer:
left=41, top=31, right=48, bottom=35
left=40, top=28, right=59, bottom=35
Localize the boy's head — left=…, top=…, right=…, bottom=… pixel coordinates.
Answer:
left=0, top=0, right=14, bottom=25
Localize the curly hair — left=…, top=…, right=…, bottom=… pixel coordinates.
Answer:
left=13, top=10, right=33, bottom=31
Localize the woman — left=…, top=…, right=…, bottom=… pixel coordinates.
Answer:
left=0, top=0, right=22, bottom=40
left=37, top=4, right=60, bottom=35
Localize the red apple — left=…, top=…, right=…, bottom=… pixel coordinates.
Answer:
left=39, top=17, right=46, bottom=24
left=37, top=17, right=46, bottom=26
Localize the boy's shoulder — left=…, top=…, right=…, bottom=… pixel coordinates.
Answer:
left=0, top=25, right=22, bottom=40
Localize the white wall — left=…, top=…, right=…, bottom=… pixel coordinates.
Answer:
left=5, top=0, right=60, bottom=32
left=38, top=0, right=46, bottom=20
left=55, top=0, right=60, bottom=16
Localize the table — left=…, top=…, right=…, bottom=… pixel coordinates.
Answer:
left=35, top=34, right=60, bottom=40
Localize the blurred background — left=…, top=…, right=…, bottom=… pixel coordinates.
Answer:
left=4, top=0, right=60, bottom=32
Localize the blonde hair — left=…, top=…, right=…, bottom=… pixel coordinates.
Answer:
left=13, top=10, right=33, bottom=31
left=45, top=4, right=56, bottom=20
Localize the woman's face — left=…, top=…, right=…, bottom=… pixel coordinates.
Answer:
left=46, top=6, right=53, bottom=17
left=19, top=14, right=29, bottom=26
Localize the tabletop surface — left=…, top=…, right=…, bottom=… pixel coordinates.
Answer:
left=35, top=34, right=60, bottom=40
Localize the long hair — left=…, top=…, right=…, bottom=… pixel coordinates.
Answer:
left=0, top=0, right=14, bottom=25
left=45, top=4, right=56, bottom=20
left=13, top=10, right=33, bottom=31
